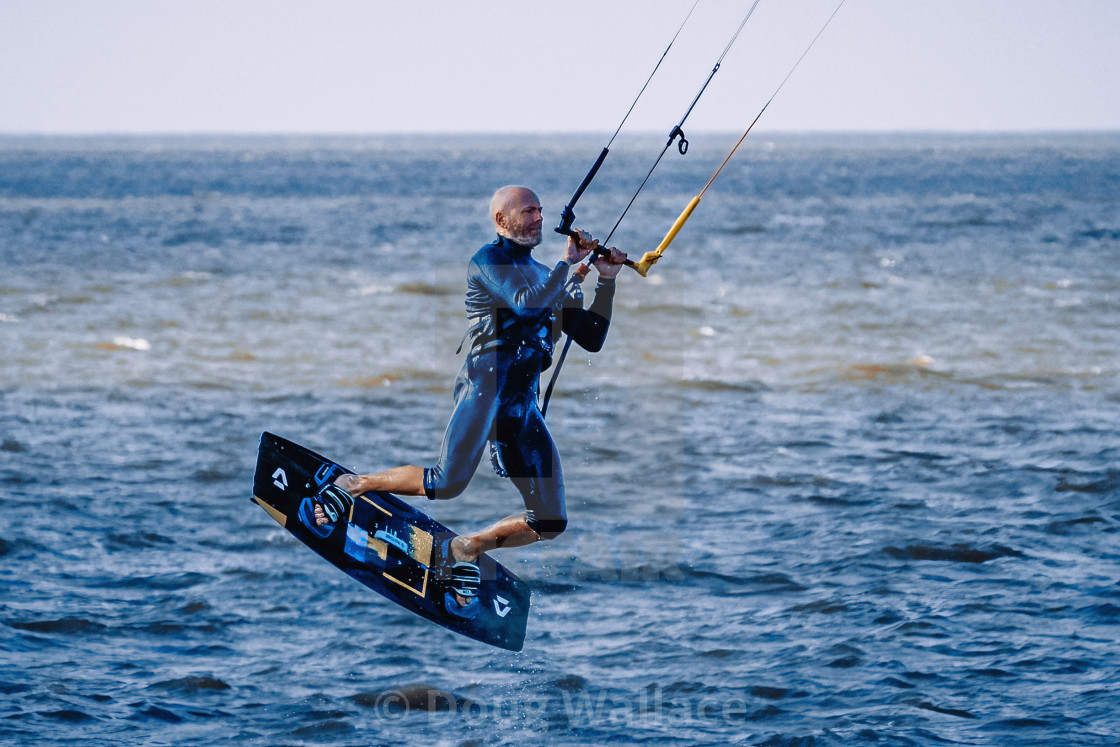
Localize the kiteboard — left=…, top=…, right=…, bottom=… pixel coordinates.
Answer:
left=251, top=432, right=530, bottom=651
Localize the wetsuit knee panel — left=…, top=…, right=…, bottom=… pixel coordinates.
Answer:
left=526, top=514, right=567, bottom=541
left=423, top=466, right=471, bottom=501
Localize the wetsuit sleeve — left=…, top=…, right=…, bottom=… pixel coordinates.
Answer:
left=562, top=278, right=615, bottom=353
left=475, top=259, right=571, bottom=317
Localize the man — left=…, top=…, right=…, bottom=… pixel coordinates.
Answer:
left=312, top=185, right=625, bottom=610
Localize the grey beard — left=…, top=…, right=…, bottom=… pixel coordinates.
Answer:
left=507, top=229, right=542, bottom=247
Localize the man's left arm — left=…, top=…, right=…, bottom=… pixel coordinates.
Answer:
left=561, top=248, right=626, bottom=353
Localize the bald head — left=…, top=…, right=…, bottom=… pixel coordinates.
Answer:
left=491, top=185, right=543, bottom=247
left=490, top=185, right=536, bottom=221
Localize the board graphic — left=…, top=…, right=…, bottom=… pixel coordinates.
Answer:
left=252, top=432, right=530, bottom=651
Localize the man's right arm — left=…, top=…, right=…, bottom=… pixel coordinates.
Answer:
left=476, top=259, right=570, bottom=316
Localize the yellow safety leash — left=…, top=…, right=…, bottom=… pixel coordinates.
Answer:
left=633, top=0, right=849, bottom=277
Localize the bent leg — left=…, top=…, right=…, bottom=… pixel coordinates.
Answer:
left=497, top=408, right=568, bottom=541
left=338, top=356, right=498, bottom=500
left=336, top=466, right=425, bottom=497
left=424, top=359, right=497, bottom=499
left=449, top=395, right=567, bottom=562
left=451, top=512, right=540, bottom=563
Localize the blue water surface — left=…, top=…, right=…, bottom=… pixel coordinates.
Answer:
left=1, top=133, right=1118, bottom=746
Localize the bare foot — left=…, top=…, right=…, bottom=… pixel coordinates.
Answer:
left=333, top=473, right=362, bottom=494
left=311, top=484, right=355, bottom=528
left=445, top=537, right=480, bottom=609
left=449, top=535, right=478, bottom=564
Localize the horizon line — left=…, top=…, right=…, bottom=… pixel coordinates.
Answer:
left=2, top=127, right=1118, bottom=139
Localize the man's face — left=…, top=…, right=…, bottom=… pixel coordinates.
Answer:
left=502, top=190, right=543, bottom=247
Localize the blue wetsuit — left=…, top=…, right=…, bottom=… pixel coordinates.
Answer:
left=423, top=235, right=615, bottom=539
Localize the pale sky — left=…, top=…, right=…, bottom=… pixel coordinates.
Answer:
left=2, top=0, right=1118, bottom=135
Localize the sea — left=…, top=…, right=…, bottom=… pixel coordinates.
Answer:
left=1, top=132, right=1118, bottom=746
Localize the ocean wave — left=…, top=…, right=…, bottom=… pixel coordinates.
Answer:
left=672, top=378, right=769, bottom=393
left=676, top=568, right=809, bottom=594
left=1, top=434, right=26, bottom=452
left=1076, top=226, right=1120, bottom=241
left=882, top=543, right=1023, bottom=564
left=349, top=684, right=477, bottom=714
left=335, top=367, right=446, bottom=388
left=93, top=571, right=214, bottom=591
left=1054, top=470, right=1120, bottom=495
left=841, top=361, right=945, bottom=384
left=395, top=281, right=456, bottom=296
left=9, top=617, right=108, bottom=635
left=105, top=532, right=176, bottom=550
left=717, top=223, right=766, bottom=235
left=148, top=676, right=231, bottom=694
left=1045, top=515, right=1110, bottom=535
left=35, top=709, right=99, bottom=723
